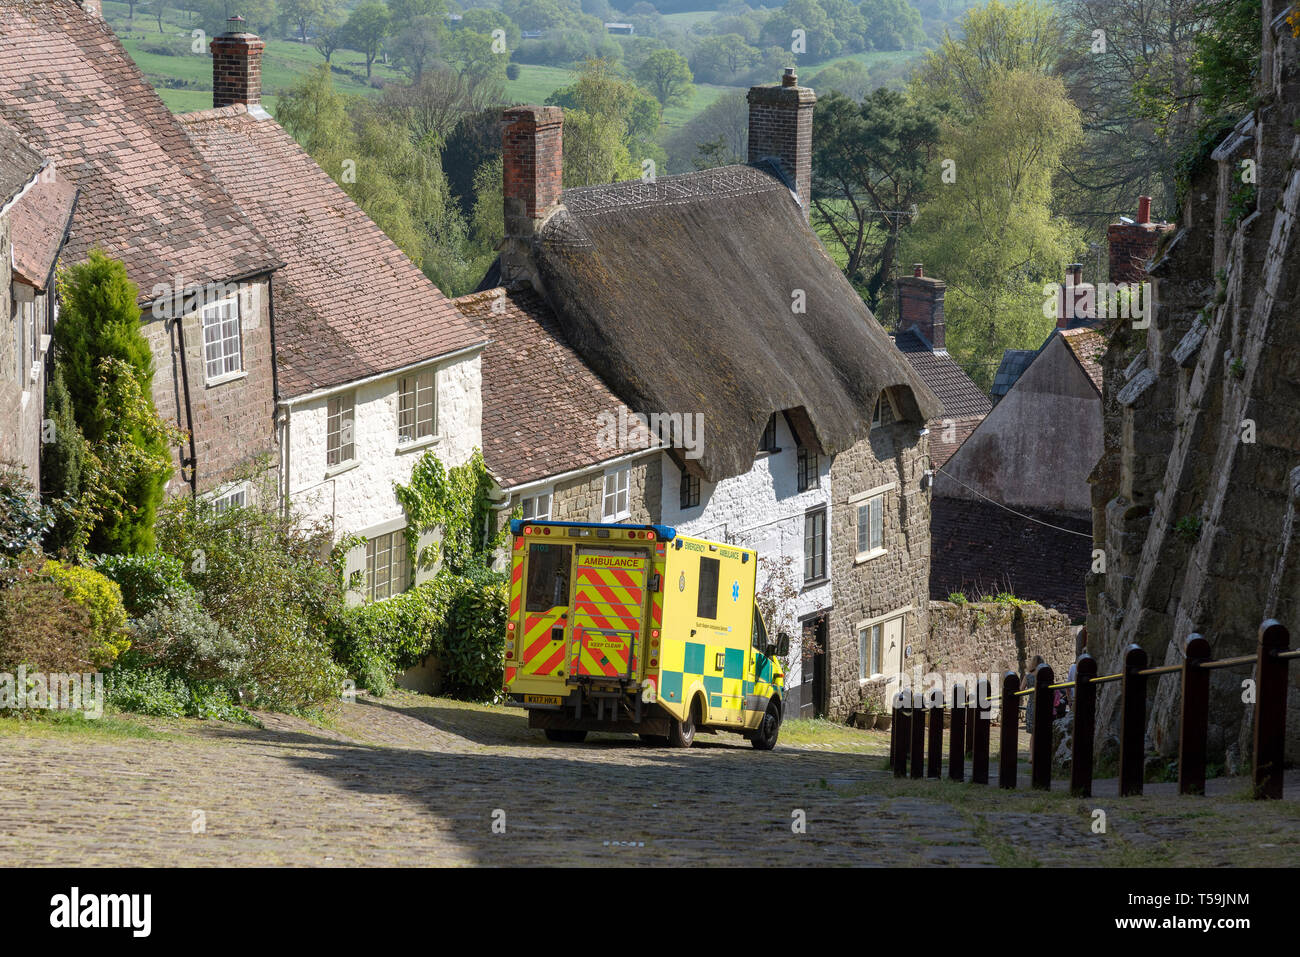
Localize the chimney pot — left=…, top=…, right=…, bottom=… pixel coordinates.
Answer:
left=782, top=68, right=798, bottom=87
left=913, top=263, right=923, bottom=278
left=1137, top=195, right=1151, bottom=224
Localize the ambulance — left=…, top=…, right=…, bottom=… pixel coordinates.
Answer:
left=502, top=519, right=788, bottom=749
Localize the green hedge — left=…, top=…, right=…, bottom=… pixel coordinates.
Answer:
left=329, top=567, right=507, bottom=701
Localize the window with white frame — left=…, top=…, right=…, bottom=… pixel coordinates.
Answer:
left=397, top=368, right=436, bottom=444
left=603, top=467, right=630, bottom=520
left=856, top=494, right=884, bottom=557
left=365, top=529, right=409, bottom=601
left=858, top=622, right=883, bottom=679
left=211, top=482, right=249, bottom=514
left=327, top=392, right=355, bottom=468
left=803, top=507, right=827, bottom=582
left=201, top=296, right=242, bottom=382
left=521, top=490, right=552, bottom=520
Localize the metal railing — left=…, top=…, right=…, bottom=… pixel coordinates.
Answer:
left=887, top=619, right=1297, bottom=799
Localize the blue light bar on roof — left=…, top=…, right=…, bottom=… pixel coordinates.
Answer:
left=509, top=519, right=677, bottom=540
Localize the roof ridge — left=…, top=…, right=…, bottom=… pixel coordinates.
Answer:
left=176, top=103, right=250, bottom=125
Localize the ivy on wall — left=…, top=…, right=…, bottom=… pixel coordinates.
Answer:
left=394, top=448, right=505, bottom=575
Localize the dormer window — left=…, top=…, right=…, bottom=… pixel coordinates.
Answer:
left=759, top=414, right=779, bottom=452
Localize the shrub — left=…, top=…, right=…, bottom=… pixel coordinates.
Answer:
left=95, top=552, right=193, bottom=617
left=129, top=592, right=246, bottom=683
left=105, top=666, right=256, bottom=724
left=439, top=567, right=508, bottom=701
left=0, top=465, right=53, bottom=563
left=156, top=496, right=346, bottom=711
left=0, top=567, right=95, bottom=672
left=40, top=559, right=130, bottom=665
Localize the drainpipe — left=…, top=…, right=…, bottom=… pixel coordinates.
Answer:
left=170, top=313, right=199, bottom=499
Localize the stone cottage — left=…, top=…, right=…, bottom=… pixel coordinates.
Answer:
left=0, top=0, right=282, bottom=496
left=482, top=71, right=939, bottom=720
left=178, top=22, right=489, bottom=601
left=0, top=123, right=76, bottom=487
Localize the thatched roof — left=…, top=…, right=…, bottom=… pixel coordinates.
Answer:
left=528, top=161, right=939, bottom=483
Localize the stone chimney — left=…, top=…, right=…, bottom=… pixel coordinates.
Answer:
left=211, top=17, right=265, bottom=109
left=895, top=263, right=946, bottom=350
left=1057, top=263, right=1093, bottom=329
left=500, top=105, right=563, bottom=286
left=747, top=69, right=816, bottom=220
left=76, top=0, right=103, bottom=17
left=1107, top=195, right=1173, bottom=284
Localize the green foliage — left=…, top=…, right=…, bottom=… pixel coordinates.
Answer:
left=438, top=567, right=509, bottom=700
left=127, top=591, right=245, bottom=683
left=1190, top=0, right=1261, bottom=129
left=39, top=559, right=131, bottom=666
left=155, top=496, right=346, bottom=711
left=39, top=365, right=99, bottom=557
left=546, top=58, right=663, bottom=186
left=947, top=591, right=968, bottom=604
left=1225, top=183, right=1257, bottom=230
left=394, top=448, right=503, bottom=576
left=1174, top=514, right=1203, bottom=542
left=94, top=551, right=193, bottom=618
left=635, top=48, right=693, bottom=109
left=105, top=665, right=256, bottom=723
left=0, top=565, right=94, bottom=672
left=343, top=0, right=391, bottom=77
left=51, top=253, right=174, bottom=554
left=0, top=465, right=52, bottom=563
left=977, top=591, right=1040, bottom=608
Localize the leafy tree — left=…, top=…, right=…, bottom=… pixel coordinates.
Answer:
left=811, top=58, right=871, bottom=101
left=636, top=48, right=694, bottom=109
left=40, top=365, right=103, bottom=557
left=903, top=70, right=1084, bottom=388
left=690, top=34, right=759, bottom=84
left=664, top=89, right=747, bottom=173
left=445, top=28, right=508, bottom=86
left=811, top=88, right=945, bottom=311
left=311, top=9, right=346, bottom=61
left=343, top=0, right=391, bottom=78
left=546, top=59, right=662, bottom=185
left=281, top=0, right=330, bottom=44
left=391, top=15, right=445, bottom=81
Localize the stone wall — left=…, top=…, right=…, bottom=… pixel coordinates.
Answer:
left=0, top=214, right=49, bottom=486
left=1088, top=5, right=1300, bottom=768
left=828, top=391, right=931, bottom=719
left=143, top=277, right=279, bottom=496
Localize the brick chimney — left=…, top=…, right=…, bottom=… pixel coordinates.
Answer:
left=500, top=105, right=563, bottom=286
left=211, top=17, right=265, bottom=109
left=1107, top=195, right=1173, bottom=284
left=1056, top=263, right=1093, bottom=329
left=747, top=69, right=817, bottom=220
left=895, top=263, right=946, bottom=350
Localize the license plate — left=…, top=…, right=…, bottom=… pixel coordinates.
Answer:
left=525, top=695, right=562, bottom=706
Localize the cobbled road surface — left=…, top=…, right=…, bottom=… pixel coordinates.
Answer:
left=1, top=692, right=1296, bottom=866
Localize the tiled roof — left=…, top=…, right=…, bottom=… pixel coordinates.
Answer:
left=0, top=120, right=44, bottom=211
left=991, top=349, right=1037, bottom=401
left=1059, top=326, right=1105, bottom=393
left=457, top=286, right=656, bottom=489
left=0, top=1, right=279, bottom=297
left=179, top=104, right=486, bottom=397
left=9, top=171, right=77, bottom=290
left=930, top=495, right=1091, bottom=620
left=893, top=329, right=991, bottom=419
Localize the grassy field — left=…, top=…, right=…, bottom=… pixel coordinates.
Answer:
left=503, top=62, right=576, bottom=104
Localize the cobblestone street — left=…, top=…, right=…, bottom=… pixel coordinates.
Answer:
left=1, top=692, right=1296, bottom=867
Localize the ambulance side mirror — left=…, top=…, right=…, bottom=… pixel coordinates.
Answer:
left=769, top=632, right=790, bottom=659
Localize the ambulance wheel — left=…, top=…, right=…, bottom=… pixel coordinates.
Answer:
left=668, top=699, right=700, bottom=748
left=750, top=701, right=781, bottom=751
left=544, top=729, right=588, bottom=743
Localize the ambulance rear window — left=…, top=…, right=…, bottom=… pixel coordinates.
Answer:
left=697, top=556, right=719, bottom=619
left=526, top=543, right=572, bottom=611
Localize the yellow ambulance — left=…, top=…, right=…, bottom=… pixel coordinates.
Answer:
left=503, top=519, right=788, bottom=749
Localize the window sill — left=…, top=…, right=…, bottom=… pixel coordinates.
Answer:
left=395, top=434, right=441, bottom=455
left=854, top=547, right=888, bottom=565
left=603, top=512, right=631, bottom=523
left=325, top=459, right=360, bottom=478
left=801, top=576, right=829, bottom=592
left=205, top=370, right=247, bottom=388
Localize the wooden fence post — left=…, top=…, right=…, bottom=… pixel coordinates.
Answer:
left=1119, top=644, right=1148, bottom=797
left=1031, top=663, right=1054, bottom=790
left=965, top=701, right=976, bottom=758
left=949, top=684, right=966, bottom=781
left=910, top=689, right=926, bottom=779
left=893, top=690, right=909, bottom=778
left=1070, top=655, right=1097, bottom=797
left=1178, top=634, right=1211, bottom=796
left=927, top=689, right=944, bottom=778
left=1253, top=620, right=1290, bottom=800
left=972, top=678, right=991, bottom=785
left=999, top=671, right=1020, bottom=789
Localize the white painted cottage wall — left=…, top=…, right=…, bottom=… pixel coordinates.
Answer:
left=284, top=352, right=483, bottom=540
left=658, top=414, right=832, bottom=687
